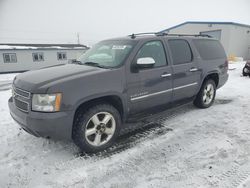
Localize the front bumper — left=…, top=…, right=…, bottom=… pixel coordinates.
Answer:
left=8, top=97, right=74, bottom=140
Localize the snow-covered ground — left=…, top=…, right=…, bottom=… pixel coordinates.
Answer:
left=0, top=73, right=17, bottom=82
left=0, top=62, right=250, bottom=188
left=0, top=73, right=17, bottom=91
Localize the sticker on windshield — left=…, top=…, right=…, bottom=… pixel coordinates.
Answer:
left=112, top=45, right=127, bottom=50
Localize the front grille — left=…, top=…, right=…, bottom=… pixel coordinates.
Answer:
left=14, top=98, right=29, bottom=112
left=13, top=86, right=31, bottom=113
left=14, top=87, right=30, bottom=99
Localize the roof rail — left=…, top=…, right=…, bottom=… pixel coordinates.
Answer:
left=160, top=33, right=213, bottom=38
left=128, top=32, right=157, bottom=39
left=128, top=32, right=212, bottom=39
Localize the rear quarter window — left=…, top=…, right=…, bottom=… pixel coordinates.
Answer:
left=193, top=39, right=226, bottom=60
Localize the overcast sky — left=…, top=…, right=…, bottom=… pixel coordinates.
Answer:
left=0, top=0, right=249, bottom=46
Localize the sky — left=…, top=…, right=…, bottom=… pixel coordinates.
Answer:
left=0, top=0, right=249, bottom=46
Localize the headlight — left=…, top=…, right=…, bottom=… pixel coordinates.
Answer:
left=32, top=93, right=62, bottom=112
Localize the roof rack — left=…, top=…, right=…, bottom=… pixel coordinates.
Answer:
left=159, top=33, right=213, bottom=38
left=128, top=32, right=157, bottom=39
left=128, top=32, right=212, bottom=39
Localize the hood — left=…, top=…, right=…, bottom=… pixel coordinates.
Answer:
left=14, top=64, right=106, bottom=92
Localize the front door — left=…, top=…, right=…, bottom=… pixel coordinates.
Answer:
left=127, top=40, right=173, bottom=114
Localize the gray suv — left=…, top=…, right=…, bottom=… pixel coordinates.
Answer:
left=8, top=33, right=228, bottom=152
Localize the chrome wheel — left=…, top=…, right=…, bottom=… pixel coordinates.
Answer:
left=203, top=83, right=215, bottom=105
left=85, top=112, right=116, bottom=147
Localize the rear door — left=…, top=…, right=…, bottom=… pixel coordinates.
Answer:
left=126, top=40, right=173, bottom=114
left=166, top=39, right=201, bottom=101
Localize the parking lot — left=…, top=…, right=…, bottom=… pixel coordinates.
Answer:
left=0, top=62, right=250, bottom=188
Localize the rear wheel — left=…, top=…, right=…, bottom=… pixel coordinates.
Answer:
left=72, top=103, right=121, bottom=153
left=194, top=79, right=216, bottom=108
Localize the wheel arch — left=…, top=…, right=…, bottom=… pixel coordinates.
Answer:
left=201, top=72, right=219, bottom=89
left=73, top=93, right=126, bottom=124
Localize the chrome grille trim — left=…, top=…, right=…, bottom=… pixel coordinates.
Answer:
left=12, top=85, right=31, bottom=113
left=14, top=98, right=29, bottom=113
left=14, top=87, right=31, bottom=99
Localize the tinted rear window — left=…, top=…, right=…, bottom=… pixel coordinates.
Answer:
left=193, top=39, right=226, bottom=60
left=168, top=39, right=192, bottom=65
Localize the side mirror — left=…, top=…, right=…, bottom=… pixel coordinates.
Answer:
left=136, top=57, right=155, bottom=68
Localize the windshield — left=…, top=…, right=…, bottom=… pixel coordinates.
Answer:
left=78, top=40, right=136, bottom=68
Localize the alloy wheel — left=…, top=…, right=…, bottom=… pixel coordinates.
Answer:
left=203, top=83, right=215, bottom=105
left=84, top=112, right=116, bottom=147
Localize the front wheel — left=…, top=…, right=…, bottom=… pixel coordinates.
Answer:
left=72, top=103, right=121, bottom=153
left=194, top=79, right=216, bottom=108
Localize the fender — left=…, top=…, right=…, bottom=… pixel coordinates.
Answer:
left=198, top=70, right=219, bottom=91
left=73, top=91, right=128, bottom=121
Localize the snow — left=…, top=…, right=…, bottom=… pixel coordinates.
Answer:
left=0, top=45, right=87, bottom=50
left=0, top=73, right=18, bottom=82
left=0, top=45, right=38, bottom=50
left=0, top=62, right=250, bottom=187
left=0, top=73, right=18, bottom=91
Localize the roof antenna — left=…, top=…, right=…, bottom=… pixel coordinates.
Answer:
left=131, top=33, right=135, bottom=39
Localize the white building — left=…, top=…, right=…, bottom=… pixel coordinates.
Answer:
left=160, top=21, right=250, bottom=60
left=0, top=43, right=89, bottom=73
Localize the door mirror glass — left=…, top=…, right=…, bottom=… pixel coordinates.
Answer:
left=136, top=57, right=155, bottom=68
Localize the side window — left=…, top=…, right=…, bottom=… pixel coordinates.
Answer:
left=33, top=52, right=44, bottom=62
left=136, top=41, right=167, bottom=67
left=193, top=39, right=226, bottom=60
left=3, top=53, right=17, bottom=63
left=168, top=39, right=192, bottom=65
left=57, top=52, right=67, bottom=60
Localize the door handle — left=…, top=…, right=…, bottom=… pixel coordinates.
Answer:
left=161, top=73, right=172, bottom=78
left=190, top=68, right=198, bottom=72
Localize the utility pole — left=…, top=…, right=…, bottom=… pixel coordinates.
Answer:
left=77, top=32, right=80, bottom=44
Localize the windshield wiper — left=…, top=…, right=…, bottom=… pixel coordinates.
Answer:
left=83, top=62, right=107, bottom=68
left=70, top=60, right=84, bottom=65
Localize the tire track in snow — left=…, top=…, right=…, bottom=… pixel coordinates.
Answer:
left=2, top=99, right=235, bottom=187
left=84, top=120, right=220, bottom=188
left=53, top=103, right=194, bottom=172
left=212, top=165, right=250, bottom=188
left=62, top=104, right=238, bottom=188
left=231, top=170, right=250, bottom=188
left=237, top=173, right=250, bottom=188
left=76, top=103, right=194, bottom=158
left=208, top=163, right=241, bottom=187
left=43, top=100, right=231, bottom=173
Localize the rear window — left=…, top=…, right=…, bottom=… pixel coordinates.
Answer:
left=193, top=39, right=226, bottom=60
left=168, top=39, right=192, bottom=65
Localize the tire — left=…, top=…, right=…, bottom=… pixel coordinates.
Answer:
left=193, top=79, right=216, bottom=108
left=72, top=103, right=121, bottom=153
left=243, top=67, right=249, bottom=77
